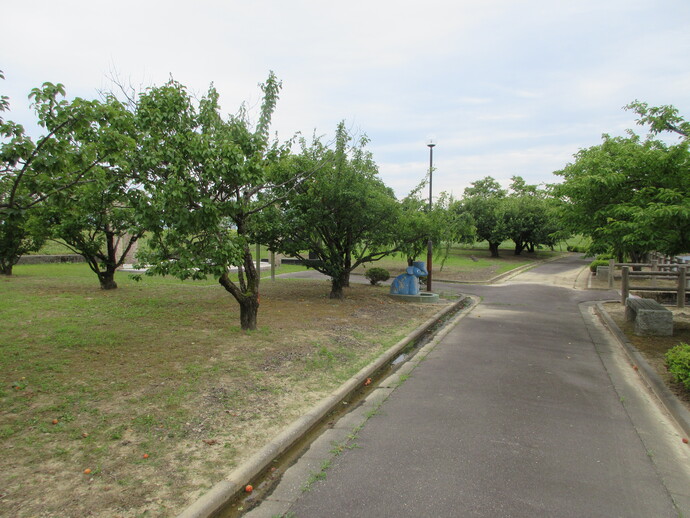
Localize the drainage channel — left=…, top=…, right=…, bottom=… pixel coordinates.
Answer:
left=215, top=296, right=471, bottom=517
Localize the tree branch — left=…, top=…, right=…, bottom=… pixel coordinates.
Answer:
left=8, top=116, right=76, bottom=206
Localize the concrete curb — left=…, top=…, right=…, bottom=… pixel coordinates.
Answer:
left=176, top=296, right=476, bottom=518
left=594, top=302, right=690, bottom=439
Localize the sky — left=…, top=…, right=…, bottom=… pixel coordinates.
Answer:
left=2, top=0, right=690, bottom=199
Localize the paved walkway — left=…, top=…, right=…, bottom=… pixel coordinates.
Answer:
left=247, top=255, right=690, bottom=517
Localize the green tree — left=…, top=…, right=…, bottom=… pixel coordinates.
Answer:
left=1, top=79, right=126, bottom=275
left=455, top=176, right=508, bottom=257
left=554, top=132, right=690, bottom=260
left=253, top=122, right=427, bottom=299
left=626, top=100, right=689, bottom=138
left=40, top=94, right=140, bottom=289
left=136, top=74, right=289, bottom=330
left=399, top=179, right=474, bottom=268
left=503, top=176, right=561, bottom=255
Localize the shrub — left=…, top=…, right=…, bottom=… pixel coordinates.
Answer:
left=666, top=343, right=690, bottom=391
left=589, top=258, right=609, bottom=272
left=365, top=267, right=390, bottom=285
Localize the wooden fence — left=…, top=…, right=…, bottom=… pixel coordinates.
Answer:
left=619, top=265, right=687, bottom=308
left=604, top=254, right=688, bottom=307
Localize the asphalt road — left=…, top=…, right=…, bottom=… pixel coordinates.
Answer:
left=249, top=254, right=690, bottom=517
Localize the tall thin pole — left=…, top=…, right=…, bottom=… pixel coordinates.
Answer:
left=426, top=142, right=435, bottom=292
left=255, top=242, right=261, bottom=289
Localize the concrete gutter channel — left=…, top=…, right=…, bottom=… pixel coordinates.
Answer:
left=594, top=302, right=690, bottom=439
left=177, top=295, right=480, bottom=518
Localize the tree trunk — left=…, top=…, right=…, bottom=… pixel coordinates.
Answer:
left=330, top=271, right=349, bottom=299
left=630, top=251, right=646, bottom=271
left=0, top=263, right=13, bottom=275
left=514, top=242, right=524, bottom=255
left=343, top=253, right=351, bottom=288
left=238, top=294, right=259, bottom=331
left=97, top=268, right=118, bottom=290
left=219, top=263, right=260, bottom=331
left=630, top=250, right=647, bottom=264
left=489, top=242, right=500, bottom=258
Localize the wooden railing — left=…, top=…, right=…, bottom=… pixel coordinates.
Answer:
left=620, top=265, right=687, bottom=308
left=602, top=254, right=688, bottom=308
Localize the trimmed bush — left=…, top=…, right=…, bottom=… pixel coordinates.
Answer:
left=666, top=343, right=690, bottom=391
left=365, top=267, right=390, bottom=285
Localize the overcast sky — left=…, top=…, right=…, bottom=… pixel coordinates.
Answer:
left=3, top=0, right=689, bottom=199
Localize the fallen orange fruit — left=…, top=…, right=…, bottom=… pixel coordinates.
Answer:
left=143, top=453, right=149, bottom=459
left=84, top=468, right=91, bottom=474
left=683, top=438, right=689, bottom=444
left=245, top=485, right=253, bottom=493
left=52, top=419, right=58, bottom=425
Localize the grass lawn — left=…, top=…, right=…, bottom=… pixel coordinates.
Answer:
left=27, top=238, right=571, bottom=286
left=0, top=263, right=454, bottom=517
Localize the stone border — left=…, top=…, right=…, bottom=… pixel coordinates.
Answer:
left=17, top=254, right=85, bottom=265
left=594, top=302, right=690, bottom=438
left=176, top=295, right=479, bottom=518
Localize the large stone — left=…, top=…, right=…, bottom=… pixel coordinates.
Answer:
left=626, top=297, right=674, bottom=336
left=634, top=308, right=673, bottom=336
left=596, top=265, right=610, bottom=277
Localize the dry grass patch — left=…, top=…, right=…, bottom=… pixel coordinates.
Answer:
left=1, top=264, right=452, bottom=517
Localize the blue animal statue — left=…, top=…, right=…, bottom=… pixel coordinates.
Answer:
left=390, top=261, right=428, bottom=295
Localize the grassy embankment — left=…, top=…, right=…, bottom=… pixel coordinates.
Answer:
left=1, top=262, right=451, bottom=516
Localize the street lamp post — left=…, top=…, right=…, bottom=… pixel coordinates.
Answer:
left=426, top=140, right=435, bottom=292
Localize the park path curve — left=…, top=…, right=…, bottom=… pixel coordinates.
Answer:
left=246, top=254, right=690, bottom=518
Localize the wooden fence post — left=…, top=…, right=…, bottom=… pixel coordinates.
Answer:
left=651, top=259, right=657, bottom=288
left=621, top=266, right=629, bottom=305
left=608, top=258, right=615, bottom=289
left=679, top=266, right=687, bottom=309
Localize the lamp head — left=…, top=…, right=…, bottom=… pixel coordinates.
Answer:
left=427, top=137, right=436, bottom=148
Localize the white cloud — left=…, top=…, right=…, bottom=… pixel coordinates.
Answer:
left=3, top=0, right=690, bottom=201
